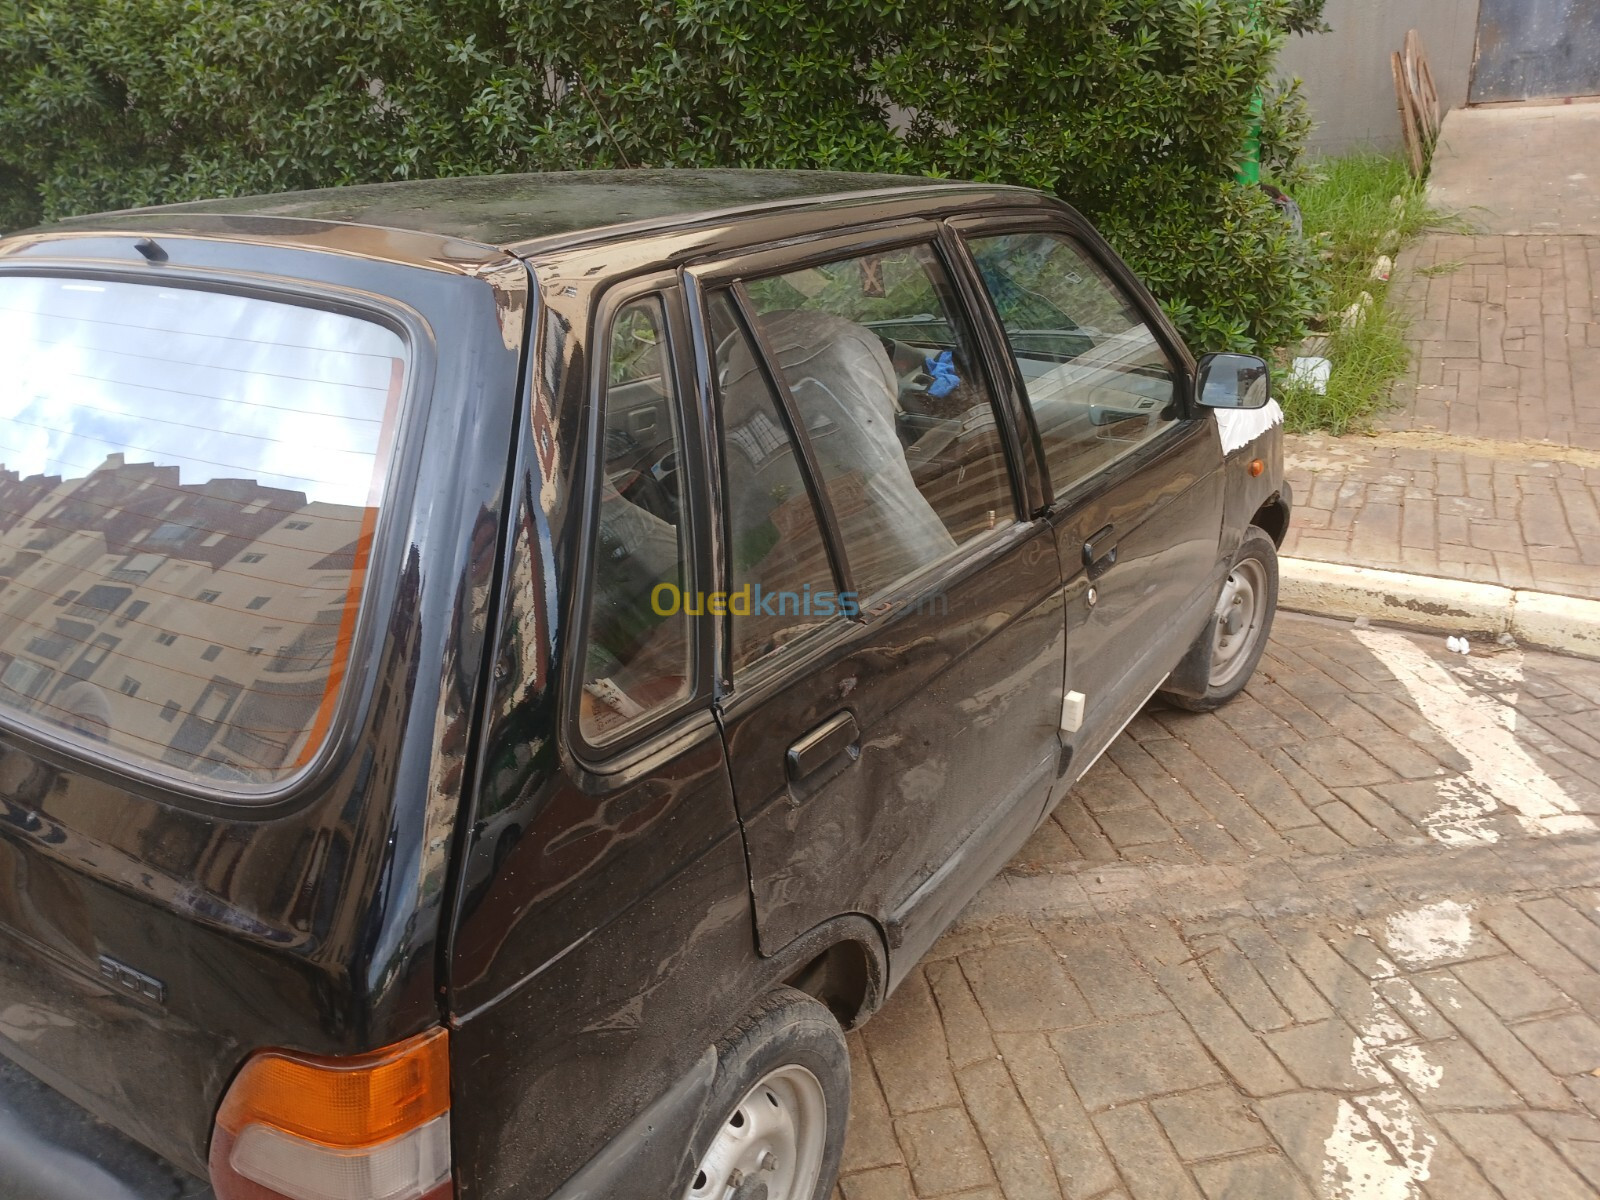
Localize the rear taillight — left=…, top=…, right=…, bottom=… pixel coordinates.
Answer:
left=209, top=1027, right=452, bottom=1200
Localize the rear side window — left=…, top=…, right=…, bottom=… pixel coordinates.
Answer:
left=0, top=276, right=405, bottom=790
left=577, top=296, right=693, bottom=747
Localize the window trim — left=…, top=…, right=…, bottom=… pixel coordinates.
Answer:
left=945, top=212, right=1200, bottom=505
left=727, top=281, right=857, bottom=601
left=565, top=276, right=713, bottom=766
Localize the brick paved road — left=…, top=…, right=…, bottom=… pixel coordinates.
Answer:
left=1282, top=430, right=1600, bottom=601
left=1278, top=105, right=1600, bottom=601
left=835, top=612, right=1600, bottom=1199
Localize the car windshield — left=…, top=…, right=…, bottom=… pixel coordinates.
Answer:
left=0, top=275, right=406, bottom=791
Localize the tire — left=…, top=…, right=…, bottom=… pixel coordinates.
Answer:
left=683, top=987, right=849, bottom=1200
left=1163, top=524, right=1279, bottom=713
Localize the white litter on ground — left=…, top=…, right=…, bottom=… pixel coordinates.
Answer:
left=1290, top=356, right=1332, bottom=395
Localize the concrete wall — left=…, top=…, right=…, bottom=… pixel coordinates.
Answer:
left=1277, top=0, right=1481, bottom=156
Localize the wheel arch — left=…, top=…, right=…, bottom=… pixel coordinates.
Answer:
left=1252, top=492, right=1290, bottom=547
left=770, top=914, right=888, bottom=1031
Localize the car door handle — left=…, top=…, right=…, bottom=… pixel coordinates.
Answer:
left=1083, top=524, right=1118, bottom=579
left=786, top=711, right=860, bottom=782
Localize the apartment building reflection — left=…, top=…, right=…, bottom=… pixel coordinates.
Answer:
left=0, top=452, right=369, bottom=786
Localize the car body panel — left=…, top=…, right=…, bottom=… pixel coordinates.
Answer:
left=0, top=172, right=1288, bottom=1200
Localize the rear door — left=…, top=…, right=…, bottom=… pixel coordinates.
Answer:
left=691, top=229, right=1065, bottom=976
left=952, top=218, right=1225, bottom=777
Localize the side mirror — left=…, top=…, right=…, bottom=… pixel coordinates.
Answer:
left=1195, top=352, right=1271, bottom=410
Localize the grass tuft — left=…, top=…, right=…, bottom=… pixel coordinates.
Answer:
left=1276, top=153, right=1453, bottom=434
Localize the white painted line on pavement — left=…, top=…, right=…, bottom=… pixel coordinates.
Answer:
left=1383, top=902, right=1476, bottom=969
left=1352, top=627, right=1595, bottom=840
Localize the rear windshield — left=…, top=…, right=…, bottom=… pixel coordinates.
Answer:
left=0, top=275, right=405, bottom=791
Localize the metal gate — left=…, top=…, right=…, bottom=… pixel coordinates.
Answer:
left=1471, top=0, right=1600, bottom=103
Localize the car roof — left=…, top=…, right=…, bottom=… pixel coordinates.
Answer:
left=47, top=169, right=998, bottom=255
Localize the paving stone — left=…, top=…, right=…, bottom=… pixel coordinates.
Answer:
left=1053, top=803, right=1120, bottom=864
left=843, top=614, right=1600, bottom=1198
left=1224, top=925, right=1330, bottom=1025
left=1149, top=1085, right=1272, bottom=1161
left=1374, top=977, right=1457, bottom=1041
left=1514, top=1012, right=1600, bottom=1076
left=1451, top=954, right=1571, bottom=1021
left=1377, top=1038, right=1521, bottom=1109
left=1264, top=1019, right=1392, bottom=1091
left=1107, top=739, right=1211, bottom=826
left=1333, top=786, right=1424, bottom=842
left=1190, top=1152, right=1312, bottom=1200
left=861, top=970, right=962, bottom=1115
left=1091, top=1105, right=1204, bottom=1200
left=843, top=1035, right=905, bottom=1173
left=1557, top=1140, right=1600, bottom=1194
left=1328, top=931, right=1401, bottom=980
left=894, top=1107, right=995, bottom=1197
left=1078, top=763, right=1158, bottom=814
left=955, top=1057, right=1063, bottom=1200
left=1439, top=1112, right=1596, bottom=1199
left=1415, top=1121, right=1503, bottom=1200
left=1278, top=928, right=1411, bottom=1040
left=1410, top=971, right=1575, bottom=1110
left=1052, top=1012, right=1221, bottom=1110
left=841, top=1166, right=917, bottom=1200
left=1191, top=938, right=1294, bottom=1032
left=993, top=1031, right=1120, bottom=1200
left=1524, top=897, right=1600, bottom=972
left=1096, top=805, right=1179, bottom=848
left=1283, top=736, right=1398, bottom=789
left=1139, top=738, right=1292, bottom=855
left=1254, top=1091, right=1405, bottom=1194
left=1143, top=957, right=1298, bottom=1098
left=963, top=938, right=1094, bottom=1034
left=926, top=960, right=997, bottom=1070
left=1044, top=926, right=1170, bottom=1021
left=1521, top=1109, right=1600, bottom=1146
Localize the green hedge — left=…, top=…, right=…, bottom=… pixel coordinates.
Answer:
left=0, top=0, right=1325, bottom=352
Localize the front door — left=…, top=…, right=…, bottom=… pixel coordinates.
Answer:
left=955, top=223, right=1225, bottom=777
left=693, top=235, right=1065, bottom=974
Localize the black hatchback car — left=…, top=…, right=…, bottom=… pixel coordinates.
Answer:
left=0, top=170, right=1288, bottom=1200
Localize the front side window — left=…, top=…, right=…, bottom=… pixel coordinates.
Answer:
left=967, top=231, right=1179, bottom=497
left=744, top=243, right=1015, bottom=597
left=0, top=275, right=405, bottom=789
left=577, top=296, right=692, bottom=746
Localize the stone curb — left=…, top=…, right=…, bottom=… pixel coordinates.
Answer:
left=1279, top=557, right=1600, bottom=660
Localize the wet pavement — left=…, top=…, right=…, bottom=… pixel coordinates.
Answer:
left=835, top=611, right=1600, bottom=1199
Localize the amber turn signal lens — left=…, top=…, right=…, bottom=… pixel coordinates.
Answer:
left=216, top=1027, right=449, bottom=1149
left=1248, top=458, right=1265, bottom=477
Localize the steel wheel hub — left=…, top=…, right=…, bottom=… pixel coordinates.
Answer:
left=686, top=1065, right=827, bottom=1200
left=1210, top=557, right=1267, bottom=688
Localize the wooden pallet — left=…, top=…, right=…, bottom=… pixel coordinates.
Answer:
left=1393, top=29, right=1442, bottom=177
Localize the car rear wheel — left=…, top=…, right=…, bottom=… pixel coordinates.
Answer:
left=1163, top=524, right=1278, bottom=713
left=685, top=987, right=848, bottom=1200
